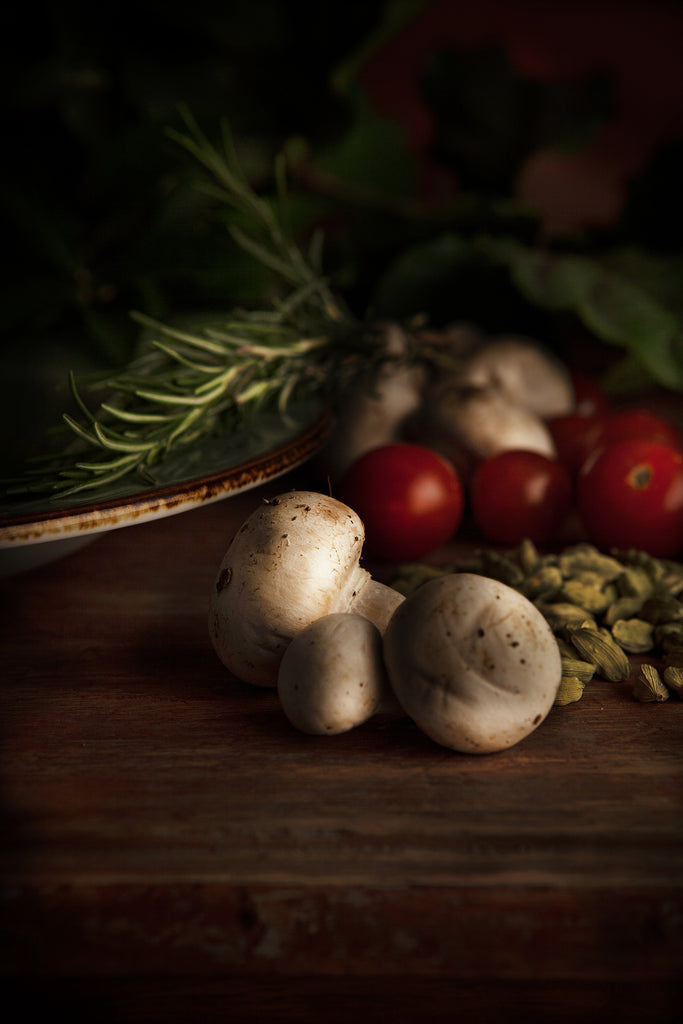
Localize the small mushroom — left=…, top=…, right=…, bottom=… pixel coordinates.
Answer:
left=277, top=613, right=388, bottom=734
left=321, top=325, right=428, bottom=480
left=457, top=335, right=574, bottom=419
left=426, top=382, right=558, bottom=461
left=209, top=490, right=405, bottom=687
left=383, top=573, right=562, bottom=753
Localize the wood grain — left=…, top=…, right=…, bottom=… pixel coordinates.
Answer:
left=1, top=469, right=682, bottom=1022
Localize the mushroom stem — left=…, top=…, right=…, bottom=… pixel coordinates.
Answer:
left=351, top=577, right=405, bottom=635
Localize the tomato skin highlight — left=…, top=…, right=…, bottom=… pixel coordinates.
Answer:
left=547, top=412, right=605, bottom=477
left=338, top=443, right=464, bottom=561
left=470, top=449, right=573, bottom=546
left=577, top=440, right=683, bottom=558
left=569, top=370, right=610, bottom=418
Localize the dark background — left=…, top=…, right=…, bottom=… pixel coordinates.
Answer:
left=0, top=1, right=387, bottom=363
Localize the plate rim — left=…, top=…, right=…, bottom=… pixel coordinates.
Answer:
left=0, top=410, right=331, bottom=547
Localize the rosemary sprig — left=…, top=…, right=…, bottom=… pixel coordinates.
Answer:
left=2, top=108, right=387, bottom=503
left=8, top=309, right=360, bottom=500
left=167, top=105, right=345, bottom=325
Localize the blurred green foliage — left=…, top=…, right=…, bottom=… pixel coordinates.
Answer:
left=1, top=0, right=682, bottom=393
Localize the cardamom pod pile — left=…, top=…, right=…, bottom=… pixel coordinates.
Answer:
left=392, top=540, right=683, bottom=705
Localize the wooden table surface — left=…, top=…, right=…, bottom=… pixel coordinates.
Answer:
left=1, top=465, right=682, bottom=1023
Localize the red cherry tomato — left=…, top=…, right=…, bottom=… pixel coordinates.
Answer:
left=338, top=443, right=464, bottom=561
left=600, top=408, right=682, bottom=451
left=569, top=370, right=610, bottom=418
left=547, top=412, right=605, bottom=477
left=577, top=440, right=683, bottom=558
left=470, top=450, right=573, bottom=546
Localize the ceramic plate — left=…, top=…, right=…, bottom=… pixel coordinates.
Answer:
left=0, top=399, right=330, bottom=577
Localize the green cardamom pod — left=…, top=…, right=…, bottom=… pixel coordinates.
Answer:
left=540, top=602, right=597, bottom=632
left=663, top=646, right=683, bottom=669
left=517, top=537, right=540, bottom=576
left=614, top=566, right=655, bottom=600
left=632, top=664, right=669, bottom=703
left=560, top=575, right=617, bottom=615
left=554, top=676, right=586, bottom=705
left=613, top=549, right=667, bottom=581
left=559, top=547, right=623, bottom=581
left=654, top=623, right=683, bottom=650
left=522, top=565, right=563, bottom=601
left=479, top=549, right=525, bottom=588
left=560, top=656, right=597, bottom=684
left=556, top=637, right=577, bottom=659
left=662, top=666, right=683, bottom=698
left=603, top=594, right=646, bottom=627
left=639, top=594, right=683, bottom=624
left=611, top=618, right=654, bottom=653
left=567, top=624, right=631, bottom=682
left=390, top=564, right=448, bottom=596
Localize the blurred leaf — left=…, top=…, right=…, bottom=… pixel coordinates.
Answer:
left=481, top=238, right=683, bottom=390
left=316, top=89, right=419, bottom=199
left=600, top=247, right=683, bottom=318
left=368, top=230, right=683, bottom=391
left=600, top=352, right=658, bottom=396
left=368, top=233, right=545, bottom=332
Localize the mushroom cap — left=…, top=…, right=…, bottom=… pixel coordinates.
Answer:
left=322, top=358, right=428, bottom=480
left=429, top=383, right=557, bottom=460
left=278, top=613, right=386, bottom=734
left=458, top=336, right=574, bottom=419
left=383, top=573, right=562, bottom=753
left=209, top=491, right=369, bottom=687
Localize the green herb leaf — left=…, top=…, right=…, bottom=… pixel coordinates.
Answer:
left=481, top=238, right=683, bottom=390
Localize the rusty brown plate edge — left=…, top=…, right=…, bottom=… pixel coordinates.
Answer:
left=0, top=410, right=331, bottom=547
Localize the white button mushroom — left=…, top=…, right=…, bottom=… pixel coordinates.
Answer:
left=426, top=382, right=558, bottom=461
left=320, top=324, right=428, bottom=480
left=457, top=335, right=574, bottom=419
left=209, top=490, right=405, bottom=687
left=383, top=573, right=562, bottom=753
left=414, top=335, right=574, bottom=464
left=277, top=613, right=388, bottom=735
